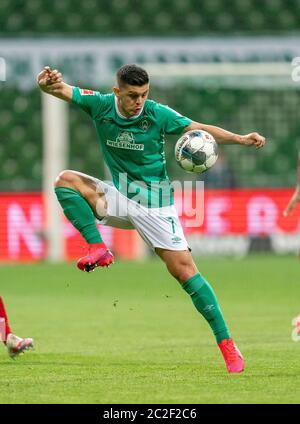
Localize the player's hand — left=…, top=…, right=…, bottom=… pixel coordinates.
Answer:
left=37, top=66, right=63, bottom=91
left=240, top=132, right=266, bottom=149
left=283, top=186, right=300, bottom=217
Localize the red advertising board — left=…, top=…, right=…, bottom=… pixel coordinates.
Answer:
left=0, top=189, right=299, bottom=261
left=0, top=193, right=142, bottom=262
left=175, top=188, right=300, bottom=235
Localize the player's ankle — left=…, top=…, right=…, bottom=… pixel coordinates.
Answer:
left=88, top=242, right=107, bottom=249
left=4, top=333, right=13, bottom=345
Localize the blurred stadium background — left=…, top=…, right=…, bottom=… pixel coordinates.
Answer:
left=0, top=0, right=299, bottom=262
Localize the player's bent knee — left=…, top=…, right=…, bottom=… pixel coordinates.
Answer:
left=54, top=170, right=77, bottom=188
left=167, top=263, right=197, bottom=284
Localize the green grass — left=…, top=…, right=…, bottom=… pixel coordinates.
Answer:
left=0, top=255, right=300, bottom=404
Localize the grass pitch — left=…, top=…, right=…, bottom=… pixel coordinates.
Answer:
left=0, top=255, right=300, bottom=404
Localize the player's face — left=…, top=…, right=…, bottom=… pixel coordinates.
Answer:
left=114, top=83, right=149, bottom=117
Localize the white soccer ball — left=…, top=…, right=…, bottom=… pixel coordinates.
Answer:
left=175, top=129, right=218, bottom=173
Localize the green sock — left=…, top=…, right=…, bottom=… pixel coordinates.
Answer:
left=54, top=186, right=103, bottom=244
left=182, top=273, right=230, bottom=344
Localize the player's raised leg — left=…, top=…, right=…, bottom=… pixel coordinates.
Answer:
left=0, top=296, right=34, bottom=359
left=156, top=249, right=244, bottom=374
left=54, top=170, right=114, bottom=271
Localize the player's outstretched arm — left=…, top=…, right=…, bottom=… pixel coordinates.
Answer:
left=184, top=121, right=266, bottom=149
left=284, top=150, right=300, bottom=216
left=37, top=66, right=73, bottom=102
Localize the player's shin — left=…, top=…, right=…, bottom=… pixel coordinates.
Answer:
left=54, top=186, right=103, bottom=244
left=182, top=273, right=230, bottom=343
left=0, top=296, right=12, bottom=344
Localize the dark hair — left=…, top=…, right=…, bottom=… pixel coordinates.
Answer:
left=117, top=64, right=149, bottom=87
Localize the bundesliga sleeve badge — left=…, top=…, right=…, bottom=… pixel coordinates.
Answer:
left=80, top=89, right=95, bottom=95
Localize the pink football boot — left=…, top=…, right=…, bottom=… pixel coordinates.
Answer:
left=77, top=243, right=114, bottom=272
left=218, top=338, right=245, bottom=373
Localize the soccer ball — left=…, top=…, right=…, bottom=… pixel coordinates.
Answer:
left=175, top=130, right=218, bottom=173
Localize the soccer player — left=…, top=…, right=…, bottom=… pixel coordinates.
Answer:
left=284, top=149, right=300, bottom=259
left=37, top=64, right=266, bottom=373
left=284, top=150, right=300, bottom=217
left=0, top=296, right=34, bottom=358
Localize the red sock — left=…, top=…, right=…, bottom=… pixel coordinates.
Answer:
left=0, top=296, right=12, bottom=343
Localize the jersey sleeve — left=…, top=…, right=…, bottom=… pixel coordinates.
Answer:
left=159, top=104, right=192, bottom=135
left=71, top=87, right=106, bottom=119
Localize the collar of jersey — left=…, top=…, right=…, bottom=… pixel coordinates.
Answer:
left=114, top=96, right=144, bottom=120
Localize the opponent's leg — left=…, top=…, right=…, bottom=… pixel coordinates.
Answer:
left=156, top=249, right=244, bottom=373
left=54, top=170, right=114, bottom=271
left=0, top=296, right=12, bottom=341
left=0, top=296, right=34, bottom=358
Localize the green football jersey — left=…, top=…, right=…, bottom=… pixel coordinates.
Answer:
left=72, top=87, right=191, bottom=208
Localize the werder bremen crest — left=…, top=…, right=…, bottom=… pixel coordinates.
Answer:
left=139, top=118, right=151, bottom=132
left=106, top=131, right=144, bottom=151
